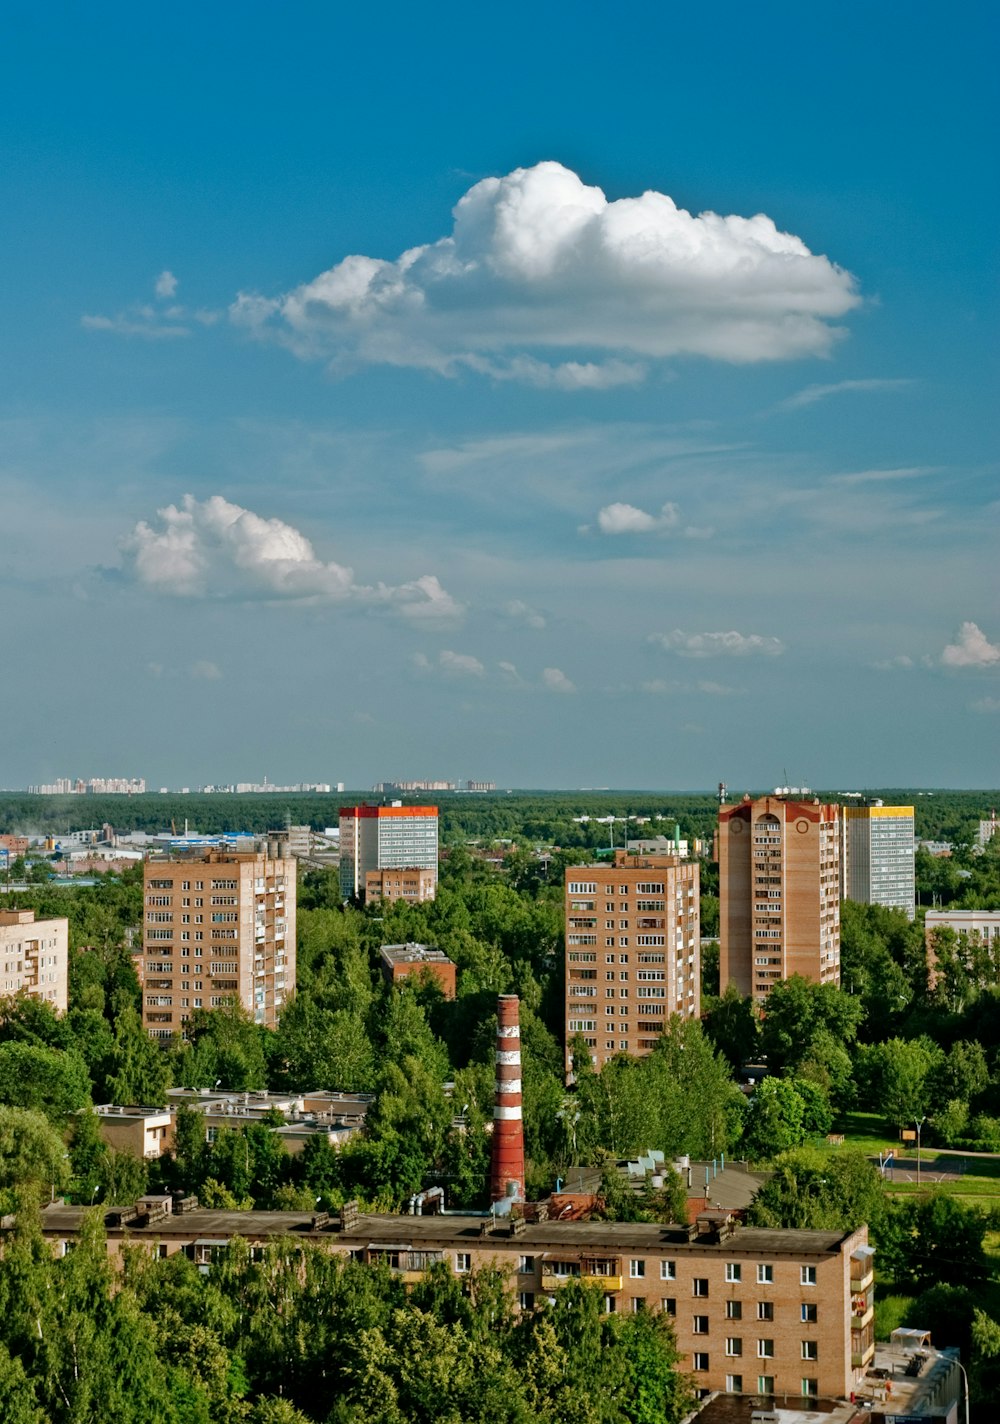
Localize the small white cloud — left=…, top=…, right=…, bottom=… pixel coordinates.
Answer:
left=641, top=678, right=683, bottom=695
left=872, top=654, right=915, bottom=671
left=651, top=629, right=785, bottom=658
left=498, top=661, right=522, bottom=682
left=82, top=312, right=190, bottom=340
left=189, top=659, right=222, bottom=680
left=941, top=622, right=1000, bottom=669
left=411, top=652, right=432, bottom=671
left=970, top=697, right=1000, bottom=714
left=697, top=680, right=741, bottom=696
left=596, top=500, right=680, bottom=535
left=146, top=662, right=164, bottom=679
left=831, top=466, right=935, bottom=487
left=155, top=270, right=179, bottom=299
left=438, top=650, right=486, bottom=678
left=230, top=160, right=859, bottom=383
left=777, top=378, right=912, bottom=412
left=542, top=666, right=576, bottom=694
left=502, top=599, right=546, bottom=629
left=121, top=494, right=461, bottom=622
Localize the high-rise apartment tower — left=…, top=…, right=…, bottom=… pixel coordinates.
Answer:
left=339, top=803, right=438, bottom=903
left=564, top=851, right=700, bottom=1075
left=139, top=847, right=296, bottom=1038
left=840, top=802, right=915, bottom=919
left=717, top=795, right=840, bottom=1001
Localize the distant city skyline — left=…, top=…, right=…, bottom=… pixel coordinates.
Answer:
left=1, top=6, right=996, bottom=788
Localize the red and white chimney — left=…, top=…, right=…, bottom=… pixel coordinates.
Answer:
left=489, top=994, right=525, bottom=1204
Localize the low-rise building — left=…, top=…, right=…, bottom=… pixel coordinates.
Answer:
left=26, top=1203, right=876, bottom=1402
left=364, top=866, right=438, bottom=904
left=0, top=908, right=69, bottom=1012
left=379, top=942, right=457, bottom=998
left=93, top=1105, right=174, bottom=1158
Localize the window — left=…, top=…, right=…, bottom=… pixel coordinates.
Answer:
left=757, top=1264, right=773, bottom=1283
left=800, top=1265, right=817, bottom=1285
left=801, top=1341, right=818, bottom=1361
left=693, top=1278, right=708, bottom=1297
left=757, top=1376, right=774, bottom=1396
left=757, top=1302, right=773, bottom=1321
left=455, top=1253, right=471, bottom=1274
left=518, top=1255, right=535, bottom=1274
left=801, top=1303, right=817, bottom=1323
left=630, top=1259, right=646, bottom=1278
left=801, top=1379, right=818, bottom=1398
left=693, top=1315, right=709, bottom=1334
left=725, top=1375, right=743, bottom=1394
left=693, top=1354, right=709, bottom=1373
left=725, top=1338, right=742, bottom=1357
left=757, top=1339, right=774, bottom=1358
left=725, top=1263, right=741, bottom=1283
left=661, top=1298, right=676, bottom=1316
left=726, top=1300, right=742, bottom=1320
left=519, top=1292, right=534, bottom=1310
left=631, top=1298, right=646, bottom=1313
left=660, top=1260, right=676, bottom=1280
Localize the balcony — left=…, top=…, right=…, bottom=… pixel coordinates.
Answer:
left=851, top=1265, right=875, bottom=1292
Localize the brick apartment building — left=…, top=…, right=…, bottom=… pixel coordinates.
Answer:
left=379, top=942, right=457, bottom=998
left=0, top=908, right=69, bottom=1012
left=28, top=1203, right=876, bottom=1402
left=137, top=847, right=295, bottom=1037
left=717, top=795, right=840, bottom=1002
left=564, top=851, right=700, bottom=1074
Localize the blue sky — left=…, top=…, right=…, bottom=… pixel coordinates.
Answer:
left=1, top=2, right=997, bottom=790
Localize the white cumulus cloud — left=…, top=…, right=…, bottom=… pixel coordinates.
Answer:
left=941, top=622, right=1000, bottom=668
left=121, top=494, right=461, bottom=622
left=230, top=161, right=859, bottom=385
left=596, top=500, right=680, bottom=535
left=651, top=629, right=786, bottom=658
left=438, top=650, right=486, bottom=678
left=542, top=666, right=577, bottom=693
left=155, top=270, right=179, bottom=299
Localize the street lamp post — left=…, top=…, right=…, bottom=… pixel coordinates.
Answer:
left=914, top=1116, right=926, bottom=1185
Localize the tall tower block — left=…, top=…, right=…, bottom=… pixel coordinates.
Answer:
left=490, top=994, right=525, bottom=1204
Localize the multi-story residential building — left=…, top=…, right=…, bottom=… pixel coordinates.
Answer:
left=925, top=908, right=1000, bottom=987
left=137, top=848, right=295, bottom=1038
left=840, top=802, right=915, bottom=919
left=339, top=803, right=438, bottom=903
left=564, top=851, right=700, bottom=1073
left=364, top=866, right=437, bottom=904
left=27, top=1202, right=876, bottom=1402
left=717, top=795, right=840, bottom=1002
left=379, top=942, right=457, bottom=998
left=0, top=908, right=69, bottom=1012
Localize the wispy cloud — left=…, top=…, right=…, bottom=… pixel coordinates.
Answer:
left=501, top=599, right=546, bottom=629
left=940, top=621, right=1000, bottom=668
left=229, top=160, right=859, bottom=385
left=650, top=629, right=786, bottom=658
left=595, top=500, right=680, bottom=535
left=413, top=649, right=485, bottom=679
left=970, top=696, right=1000, bottom=714
left=121, top=494, right=462, bottom=623
left=830, top=466, right=937, bottom=487
left=542, top=666, right=577, bottom=694
left=83, top=271, right=219, bottom=340
left=776, top=377, right=912, bottom=412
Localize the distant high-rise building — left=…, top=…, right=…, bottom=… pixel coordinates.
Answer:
left=840, top=802, right=915, bottom=919
left=564, top=851, right=700, bottom=1075
left=138, top=847, right=295, bottom=1038
left=338, top=803, right=439, bottom=902
left=717, top=794, right=840, bottom=1001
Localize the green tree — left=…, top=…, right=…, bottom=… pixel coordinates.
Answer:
left=742, top=1077, right=806, bottom=1161
left=0, top=1041, right=91, bottom=1123
left=703, top=984, right=758, bottom=1071
left=0, top=1106, right=69, bottom=1211
left=105, top=1005, right=171, bottom=1105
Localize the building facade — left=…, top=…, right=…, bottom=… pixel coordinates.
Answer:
left=925, top=909, right=1000, bottom=987
left=0, top=908, right=69, bottom=1012
left=840, top=803, right=915, bottom=919
left=564, top=851, right=700, bottom=1073
left=138, top=848, right=295, bottom=1038
left=339, top=803, right=438, bottom=902
left=717, top=796, right=840, bottom=1002
left=364, top=866, right=437, bottom=904
left=379, top=942, right=457, bottom=998
left=28, top=1203, right=875, bottom=1402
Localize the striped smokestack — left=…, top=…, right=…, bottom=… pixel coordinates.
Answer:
left=490, top=994, right=525, bottom=1204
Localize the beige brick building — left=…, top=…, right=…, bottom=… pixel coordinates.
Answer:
left=717, top=796, right=840, bottom=1002
left=137, top=848, right=295, bottom=1038
left=29, top=1204, right=875, bottom=1401
left=364, top=866, right=437, bottom=904
left=564, top=851, right=700, bottom=1074
left=0, top=908, right=69, bottom=1012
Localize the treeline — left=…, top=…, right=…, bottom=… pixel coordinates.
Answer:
left=0, top=1213, right=693, bottom=1424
